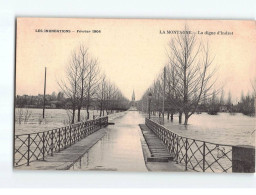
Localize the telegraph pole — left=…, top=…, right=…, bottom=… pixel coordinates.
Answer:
left=43, top=67, right=47, bottom=118
left=162, top=66, right=166, bottom=124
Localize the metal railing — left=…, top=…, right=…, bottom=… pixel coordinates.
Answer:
left=145, top=118, right=233, bottom=173
left=14, top=116, right=108, bottom=167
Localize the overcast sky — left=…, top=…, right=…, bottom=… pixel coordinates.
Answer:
left=16, top=18, right=255, bottom=102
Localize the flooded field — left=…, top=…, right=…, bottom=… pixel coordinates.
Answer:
left=14, top=109, right=255, bottom=172
left=15, top=108, right=110, bottom=135
left=15, top=108, right=255, bottom=147
left=154, top=112, right=255, bottom=146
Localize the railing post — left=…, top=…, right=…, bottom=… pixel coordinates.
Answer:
left=94, top=120, right=96, bottom=132
left=176, top=136, right=179, bottom=163
left=70, top=127, right=72, bottom=146
left=42, top=132, right=45, bottom=160
left=185, top=138, right=188, bottom=171
left=83, top=123, right=85, bottom=138
left=203, top=142, right=206, bottom=172
left=27, top=134, right=30, bottom=166
left=77, top=125, right=79, bottom=140
left=51, top=131, right=53, bottom=156
left=79, top=124, right=82, bottom=139
left=73, top=127, right=75, bottom=142
left=64, top=127, right=67, bottom=148
left=80, top=124, right=82, bottom=139
left=82, top=123, right=84, bottom=137
left=58, top=129, right=61, bottom=152
left=85, top=123, right=87, bottom=137
left=232, top=145, right=255, bottom=173
left=88, top=123, right=90, bottom=135
left=14, top=135, right=16, bottom=167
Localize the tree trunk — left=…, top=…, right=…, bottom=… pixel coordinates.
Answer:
left=77, top=107, right=81, bottom=122
left=167, top=111, right=170, bottom=120
left=171, top=112, right=173, bottom=122
left=178, top=112, right=182, bottom=124
left=184, top=112, right=189, bottom=125
left=100, top=102, right=103, bottom=117
left=78, top=78, right=84, bottom=122
left=72, top=107, right=75, bottom=124
left=86, top=105, right=90, bottom=120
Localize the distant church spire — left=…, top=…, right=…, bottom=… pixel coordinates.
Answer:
left=132, top=89, right=135, bottom=101
left=131, top=90, right=135, bottom=107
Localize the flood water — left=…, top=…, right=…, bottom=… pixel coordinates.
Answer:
left=15, top=108, right=255, bottom=171
left=69, top=111, right=148, bottom=171
left=156, top=112, right=255, bottom=146
left=15, top=108, right=114, bottom=134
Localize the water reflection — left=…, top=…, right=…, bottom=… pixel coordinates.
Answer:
left=70, top=111, right=148, bottom=171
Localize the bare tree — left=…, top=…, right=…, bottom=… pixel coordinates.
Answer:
left=208, top=89, right=219, bottom=115
left=97, top=74, right=107, bottom=117
left=167, top=25, right=217, bottom=125
left=58, top=51, right=80, bottom=124
left=251, top=78, right=256, bottom=114
left=16, top=108, right=23, bottom=124
left=166, top=63, right=183, bottom=123
left=95, top=76, right=129, bottom=115
left=58, top=44, right=129, bottom=123
left=15, top=107, right=32, bottom=124
left=85, top=57, right=100, bottom=119
left=219, top=89, right=225, bottom=105
left=105, top=80, right=116, bottom=114
left=23, top=108, right=32, bottom=123
left=77, top=45, right=89, bottom=122
left=227, top=91, right=232, bottom=107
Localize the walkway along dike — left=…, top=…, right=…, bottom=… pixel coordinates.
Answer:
left=138, top=123, right=185, bottom=172
left=139, top=124, right=174, bottom=162
left=14, top=116, right=108, bottom=169
left=145, top=118, right=255, bottom=173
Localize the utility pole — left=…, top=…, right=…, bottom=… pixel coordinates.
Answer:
left=148, top=92, right=152, bottom=119
left=162, top=66, right=166, bottom=124
left=43, top=67, right=47, bottom=119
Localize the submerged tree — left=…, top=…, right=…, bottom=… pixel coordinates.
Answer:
left=97, top=74, right=107, bottom=116
left=165, top=64, right=183, bottom=123
left=58, top=44, right=129, bottom=123
left=85, top=57, right=100, bottom=119
left=208, top=90, right=219, bottom=115
left=219, top=89, right=225, bottom=105
left=239, top=92, right=255, bottom=116
left=227, top=91, right=232, bottom=112
left=167, top=25, right=217, bottom=125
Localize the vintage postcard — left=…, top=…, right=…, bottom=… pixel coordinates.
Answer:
left=14, top=18, right=255, bottom=172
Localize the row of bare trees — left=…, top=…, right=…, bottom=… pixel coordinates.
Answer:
left=139, top=25, right=256, bottom=125
left=138, top=25, right=218, bottom=125
left=97, top=74, right=129, bottom=116
left=58, top=44, right=129, bottom=124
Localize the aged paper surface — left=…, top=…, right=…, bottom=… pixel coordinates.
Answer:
left=15, top=18, right=256, bottom=172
